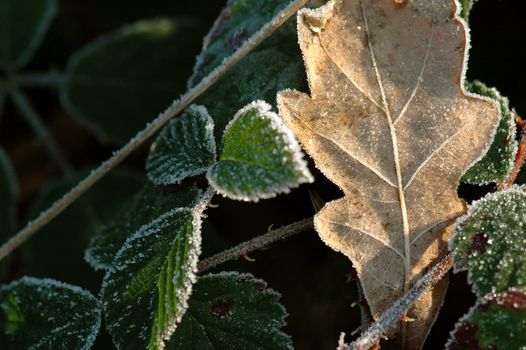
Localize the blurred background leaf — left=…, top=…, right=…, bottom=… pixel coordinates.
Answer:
left=0, top=0, right=57, bottom=69
left=61, top=17, right=208, bottom=145
left=20, top=168, right=143, bottom=292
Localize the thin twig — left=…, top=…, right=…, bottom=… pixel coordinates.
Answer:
left=500, top=114, right=526, bottom=190
left=350, top=276, right=374, bottom=336
left=0, top=0, right=309, bottom=263
left=0, top=86, right=6, bottom=127
left=16, top=72, right=66, bottom=88
left=339, top=254, right=453, bottom=350
left=9, top=87, right=73, bottom=174
left=198, top=218, right=313, bottom=272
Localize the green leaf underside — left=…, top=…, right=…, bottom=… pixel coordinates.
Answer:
left=207, top=101, right=312, bottom=201
left=188, top=0, right=291, bottom=88
left=102, top=192, right=210, bottom=350
left=22, top=169, right=142, bottom=289
left=462, top=81, right=517, bottom=184
left=61, top=17, right=207, bottom=145
left=169, top=272, right=292, bottom=350
left=0, top=0, right=56, bottom=69
left=450, top=185, right=526, bottom=297
left=0, top=148, right=18, bottom=237
left=446, top=289, right=526, bottom=350
left=0, top=277, right=100, bottom=350
left=86, top=183, right=202, bottom=271
left=147, top=106, right=216, bottom=186
left=191, top=0, right=307, bottom=140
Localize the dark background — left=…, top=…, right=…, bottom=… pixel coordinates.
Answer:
left=0, top=0, right=524, bottom=349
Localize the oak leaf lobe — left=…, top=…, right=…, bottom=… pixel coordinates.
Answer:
left=278, top=0, right=500, bottom=348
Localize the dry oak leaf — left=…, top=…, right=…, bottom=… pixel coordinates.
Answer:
left=278, top=0, right=499, bottom=348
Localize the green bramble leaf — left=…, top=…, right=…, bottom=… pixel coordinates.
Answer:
left=146, top=105, right=216, bottom=186
left=85, top=183, right=202, bottom=271
left=190, top=0, right=307, bottom=140
left=61, top=17, right=207, bottom=145
left=169, top=272, right=292, bottom=350
left=22, top=169, right=143, bottom=290
left=101, top=190, right=213, bottom=350
left=0, top=277, right=100, bottom=350
left=0, top=0, right=57, bottom=69
left=459, top=0, right=477, bottom=22
left=450, top=185, right=526, bottom=297
left=445, top=289, right=526, bottom=350
left=462, top=81, right=518, bottom=185
left=0, top=148, right=18, bottom=237
left=188, top=0, right=291, bottom=88
left=207, top=101, right=313, bottom=201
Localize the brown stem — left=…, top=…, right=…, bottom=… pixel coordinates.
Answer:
left=500, top=115, right=526, bottom=189
left=198, top=218, right=313, bottom=272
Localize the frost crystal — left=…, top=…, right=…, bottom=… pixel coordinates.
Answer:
left=101, top=189, right=214, bottom=350
left=146, top=105, right=217, bottom=186
left=0, top=277, right=100, bottom=350
left=450, top=185, right=526, bottom=296
left=207, top=100, right=313, bottom=202
left=168, top=271, right=293, bottom=350
left=446, top=288, right=526, bottom=350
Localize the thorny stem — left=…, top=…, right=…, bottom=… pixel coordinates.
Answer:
left=0, top=86, right=6, bottom=127
left=16, top=72, right=66, bottom=88
left=499, top=113, right=526, bottom=190
left=339, top=255, right=453, bottom=350
left=350, top=276, right=374, bottom=336
left=0, top=0, right=309, bottom=263
left=9, top=87, right=73, bottom=174
left=198, top=218, right=313, bottom=272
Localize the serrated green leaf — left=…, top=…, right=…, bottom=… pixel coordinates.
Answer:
left=85, top=183, right=202, bottom=271
left=450, top=185, right=526, bottom=297
left=102, top=190, right=212, bottom=350
left=146, top=106, right=216, bottom=186
left=462, top=81, right=518, bottom=184
left=61, top=17, right=207, bottom=145
left=169, top=272, right=292, bottom=350
left=0, top=0, right=56, bottom=69
left=22, top=169, right=143, bottom=290
left=207, top=101, right=313, bottom=201
left=0, top=148, right=18, bottom=237
left=0, top=277, right=100, bottom=350
left=190, top=0, right=307, bottom=140
left=446, top=289, right=526, bottom=350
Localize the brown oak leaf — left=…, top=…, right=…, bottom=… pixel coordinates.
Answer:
left=278, top=0, right=499, bottom=348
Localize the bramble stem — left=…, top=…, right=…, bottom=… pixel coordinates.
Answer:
left=0, top=86, right=6, bottom=126
left=9, top=87, right=73, bottom=174
left=16, top=72, right=66, bottom=88
left=198, top=218, right=313, bottom=272
left=500, top=114, right=526, bottom=190
left=338, top=255, right=453, bottom=350
left=0, top=0, right=309, bottom=262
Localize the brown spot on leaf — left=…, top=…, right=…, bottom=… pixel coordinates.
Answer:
left=210, top=298, right=235, bottom=319
left=447, top=321, right=480, bottom=350
left=470, top=231, right=489, bottom=254
left=225, top=30, right=248, bottom=51
left=492, top=290, right=526, bottom=312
